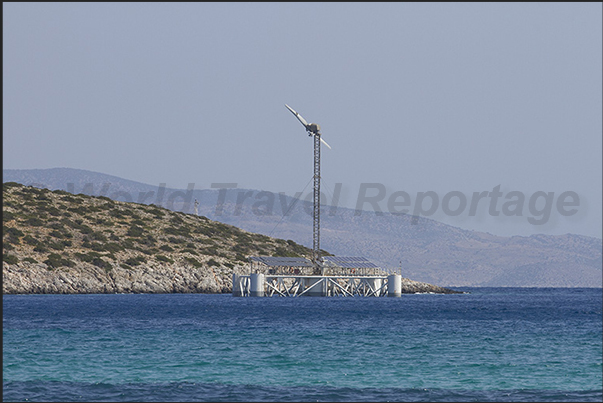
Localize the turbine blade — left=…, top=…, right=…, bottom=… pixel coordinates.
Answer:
left=285, top=104, right=309, bottom=128
left=318, top=135, right=332, bottom=149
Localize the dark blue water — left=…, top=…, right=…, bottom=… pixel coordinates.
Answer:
left=3, top=288, right=602, bottom=401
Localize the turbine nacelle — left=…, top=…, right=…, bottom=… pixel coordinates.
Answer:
left=306, top=123, right=320, bottom=135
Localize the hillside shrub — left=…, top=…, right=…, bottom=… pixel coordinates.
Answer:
left=125, top=210, right=139, bottom=218
left=90, top=242, right=107, bottom=252
left=90, top=231, right=107, bottom=242
left=75, top=252, right=102, bottom=262
left=48, top=241, right=65, bottom=251
left=155, top=254, right=174, bottom=264
left=91, top=257, right=111, bottom=271
left=49, top=230, right=65, bottom=239
left=180, top=248, right=199, bottom=256
left=194, top=226, right=215, bottom=236
left=103, top=243, right=124, bottom=253
left=24, top=217, right=45, bottom=227
left=232, top=244, right=250, bottom=254
left=3, top=254, right=18, bottom=264
left=167, top=236, right=185, bottom=244
left=67, top=206, right=87, bottom=214
left=5, top=235, right=21, bottom=245
left=80, top=226, right=94, bottom=235
left=5, top=227, right=24, bottom=238
left=201, top=246, right=217, bottom=255
left=169, top=215, right=184, bottom=225
left=165, top=226, right=190, bottom=237
left=34, top=244, right=49, bottom=253
left=184, top=257, right=203, bottom=268
left=109, top=209, right=125, bottom=218
left=148, top=207, right=165, bottom=217
left=136, top=247, right=155, bottom=255
left=125, top=256, right=146, bottom=266
left=273, top=247, right=300, bottom=258
left=46, top=207, right=62, bottom=217
left=67, top=222, right=93, bottom=234
left=44, top=253, right=74, bottom=268
left=127, top=225, right=144, bottom=237
left=137, top=235, right=156, bottom=246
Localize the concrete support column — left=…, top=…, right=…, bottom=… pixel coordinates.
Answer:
left=250, top=273, right=265, bottom=297
left=387, top=274, right=402, bottom=297
left=367, top=278, right=382, bottom=296
left=232, top=274, right=241, bottom=297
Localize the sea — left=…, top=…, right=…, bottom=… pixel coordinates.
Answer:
left=3, top=288, right=602, bottom=402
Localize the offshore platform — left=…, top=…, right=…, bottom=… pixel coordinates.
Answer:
left=232, top=105, right=402, bottom=297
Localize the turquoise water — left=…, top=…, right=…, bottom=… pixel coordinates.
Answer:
left=3, top=288, right=602, bottom=401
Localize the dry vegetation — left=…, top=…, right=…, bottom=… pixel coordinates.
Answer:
left=3, top=182, right=316, bottom=290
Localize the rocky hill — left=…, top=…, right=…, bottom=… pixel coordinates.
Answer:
left=4, top=168, right=602, bottom=287
left=2, top=183, right=454, bottom=294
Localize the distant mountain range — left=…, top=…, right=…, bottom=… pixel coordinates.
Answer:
left=4, top=168, right=602, bottom=287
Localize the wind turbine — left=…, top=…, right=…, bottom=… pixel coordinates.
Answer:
left=285, top=104, right=331, bottom=272
left=285, top=104, right=331, bottom=149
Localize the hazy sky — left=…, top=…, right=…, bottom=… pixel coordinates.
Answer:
left=3, top=3, right=602, bottom=239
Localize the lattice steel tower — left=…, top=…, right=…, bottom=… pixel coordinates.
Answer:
left=285, top=104, right=331, bottom=271
left=312, top=129, right=321, bottom=267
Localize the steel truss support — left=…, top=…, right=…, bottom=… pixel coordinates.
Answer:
left=312, top=131, right=321, bottom=271
left=242, top=276, right=391, bottom=297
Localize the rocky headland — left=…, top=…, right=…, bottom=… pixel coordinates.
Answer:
left=2, top=261, right=457, bottom=294
left=6, top=168, right=601, bottom=287
left=3, top=183, right=459, bottom=295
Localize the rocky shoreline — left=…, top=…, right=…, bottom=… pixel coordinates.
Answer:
left=3, top=261, right=461, bottom=295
